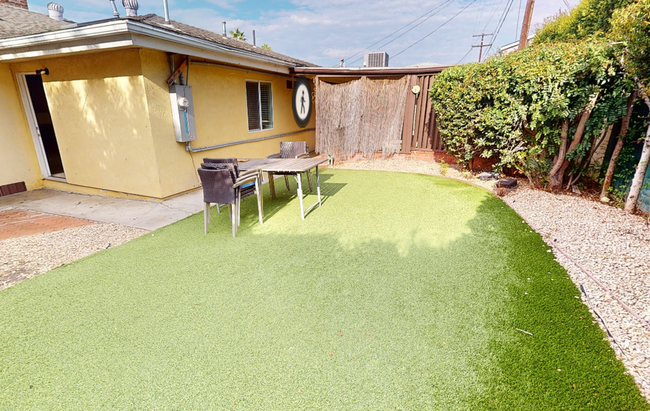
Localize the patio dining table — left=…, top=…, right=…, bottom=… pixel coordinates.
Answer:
left=238, top=157, right=328, bottom=219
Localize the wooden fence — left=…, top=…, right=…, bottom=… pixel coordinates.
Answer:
left=312, top=72, right=444, bottom=158
left=400, top=74, right=444, bottom=153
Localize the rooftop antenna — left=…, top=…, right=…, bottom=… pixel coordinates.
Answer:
left=162, top=0, right=170, bottom=23
left=109, top=0, right=120, bottom=17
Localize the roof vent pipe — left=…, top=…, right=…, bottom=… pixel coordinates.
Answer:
left=123, top=0, right=138, bottom=16
left=222, top=21, right=227, bottom=37
left=108, top=0, right=119, bottom=17
left=162, top=0, right=170, bottom=22
left=252, top=30, right=256, bottom=46
left=47, top=2, right=64, bottom=21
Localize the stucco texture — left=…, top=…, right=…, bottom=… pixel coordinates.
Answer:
left=4, top=48, right=314, bottom=199
left=0, top=63, right=41, bottom=189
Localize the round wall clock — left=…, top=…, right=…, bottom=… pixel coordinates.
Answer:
left=292, top=76, right=312, bottom=128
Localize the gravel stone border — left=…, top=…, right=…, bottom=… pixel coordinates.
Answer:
left=0, top=222, right=147, bottom=291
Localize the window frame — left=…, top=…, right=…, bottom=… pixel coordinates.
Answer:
left=245, top=80, right=274, bottom=133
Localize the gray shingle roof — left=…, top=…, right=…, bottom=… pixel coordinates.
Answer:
left=0, top=4, right=75, bottom=40
left=0, top=6, right=315, bottom=68
left=131, top=14, right=316, bottom=67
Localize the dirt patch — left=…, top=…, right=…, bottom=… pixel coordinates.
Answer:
left=0, top=209, right=94, bottom=240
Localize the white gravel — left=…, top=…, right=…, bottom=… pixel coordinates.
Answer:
left=0, top=223, right=147, bottom=291
left=505, top=185, right=650, bottom=399
left=335, top=157, right=650, bottom=400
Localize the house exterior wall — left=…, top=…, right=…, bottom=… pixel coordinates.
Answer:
left=0, top=63, right=42, bottom=189
left=185, top=60, right=316, bottom=159
left=3, top=47, right=315, bottom=199
left=10, top=49, right=167, bottom=198
left=138, top=49, right=316, bottom=198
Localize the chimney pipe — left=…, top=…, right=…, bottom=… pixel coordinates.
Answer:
left=123, top=0, right=138, bottom=17
left=108, top=0, right=119, bottom=17
left=222, top=21, right=227, bottom=37
left=252, top=30, right=256, bottom=46
left=162, top=0, right=170, bottom=22
left=47, top=2, right=64, bottom=21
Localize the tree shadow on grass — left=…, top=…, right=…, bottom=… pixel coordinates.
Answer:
left=0, top=170, right=645, bottom=410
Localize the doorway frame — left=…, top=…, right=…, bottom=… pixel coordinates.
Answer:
left=15, top=72, right=65, bottom=181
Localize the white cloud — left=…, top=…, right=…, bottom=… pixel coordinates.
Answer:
left=27, top=0, right=579, bottom=67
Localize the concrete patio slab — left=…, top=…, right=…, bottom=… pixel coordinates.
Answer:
left=0, top=188, right=204, bottom=231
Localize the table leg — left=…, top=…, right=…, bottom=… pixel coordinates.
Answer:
left=256, top=173, right=264, bottom=224
left=296, top=172, right=305, bottom=220
left=316, top=166, right=322, bottom=207
left=268, top=171, right=276, bottom=198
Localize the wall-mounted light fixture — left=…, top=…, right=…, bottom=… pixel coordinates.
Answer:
left=35, top=68, right=49, bottom=76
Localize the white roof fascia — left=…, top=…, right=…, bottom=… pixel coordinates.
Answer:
left=125, top=21, right=293, bottom=74
left=0, top=20, right=132, bottom=50
left=0, top=19, right=295, bottom=73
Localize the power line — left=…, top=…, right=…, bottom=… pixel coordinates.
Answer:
left=391, top=0, right=478, bottom=61
left=472, top=32, right=493, bottom=62
left=516, top=0, right=523, bottom=41
left=484, top=0, right=515, bottom=56
left=457, top=47, right=474, bottom=64
left=341, top=0, right=455, bottom=65
left=482, top=0, right=507, bottom=33
left=346, top=0, right=455, bottom=66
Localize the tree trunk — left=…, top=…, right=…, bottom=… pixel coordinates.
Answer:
left=547, top=121, right=570, bottom=189
left=601, top=91, right=637, bottom=199
left=567, top=123, right=612, bottom=189
left=548, top=93, right=599, bottom=190
left=624, top=90, right=650, bottom=213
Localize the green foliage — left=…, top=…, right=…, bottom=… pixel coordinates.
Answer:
left=229, top=28, right=246, bottom=41
left=429, top=40, right=630, bottom=182
left=610, top=0, right=650, bottom=94
left=261, top=43, right=272, bottom=50
left=535, top=0, right=635, bottom=43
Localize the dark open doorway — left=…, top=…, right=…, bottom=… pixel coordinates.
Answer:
left=25, top=74, right=64, bottom=178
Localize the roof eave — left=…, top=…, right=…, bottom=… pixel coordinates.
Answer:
left=291, top=66, right=452, bottom=77
left=0, top=19, right=297, bottom=74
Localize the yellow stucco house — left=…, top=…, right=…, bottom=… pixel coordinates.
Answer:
left=0, top=0, right=316, bottom=199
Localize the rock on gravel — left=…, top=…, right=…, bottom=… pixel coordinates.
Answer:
left=0, top=223, right=147, bottom=291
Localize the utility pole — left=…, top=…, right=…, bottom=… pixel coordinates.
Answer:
left=518, top=0, right=536, bottom=50
left=472, top=33, right=493, bottom=62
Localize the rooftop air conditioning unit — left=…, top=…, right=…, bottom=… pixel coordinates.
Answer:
left=364, top=52, right=389, bottom=67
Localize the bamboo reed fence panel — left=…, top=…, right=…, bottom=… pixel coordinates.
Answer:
left=316, top=76, right=409, bottom=159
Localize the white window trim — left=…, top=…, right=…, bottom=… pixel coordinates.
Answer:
left=245, top=80, right=274, bottom=133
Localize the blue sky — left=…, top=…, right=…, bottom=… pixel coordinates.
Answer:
left=27, top=0, right=577, bottom=67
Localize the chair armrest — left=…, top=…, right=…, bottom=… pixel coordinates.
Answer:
left=296, top=153, right=310, bottom=159
left=266, top=153, right=281, bottom=159
left=233, top=174, right=257, bottom=189
left=238, top=169, right=261, bottom=180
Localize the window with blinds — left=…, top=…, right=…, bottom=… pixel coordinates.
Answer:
left=246, top=81, right=273, bottom=132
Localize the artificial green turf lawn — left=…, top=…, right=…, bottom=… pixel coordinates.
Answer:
left=0, top=170, right=647, bottom=410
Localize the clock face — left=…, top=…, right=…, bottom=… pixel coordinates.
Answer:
left=292, top=76, right=312, bottom=128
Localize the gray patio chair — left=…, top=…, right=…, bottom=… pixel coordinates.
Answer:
left=202, top=158, right=262, bottom=214
left=197, top=163, right=263, bottom=237
left=266, top=141, right=312, bottom=192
